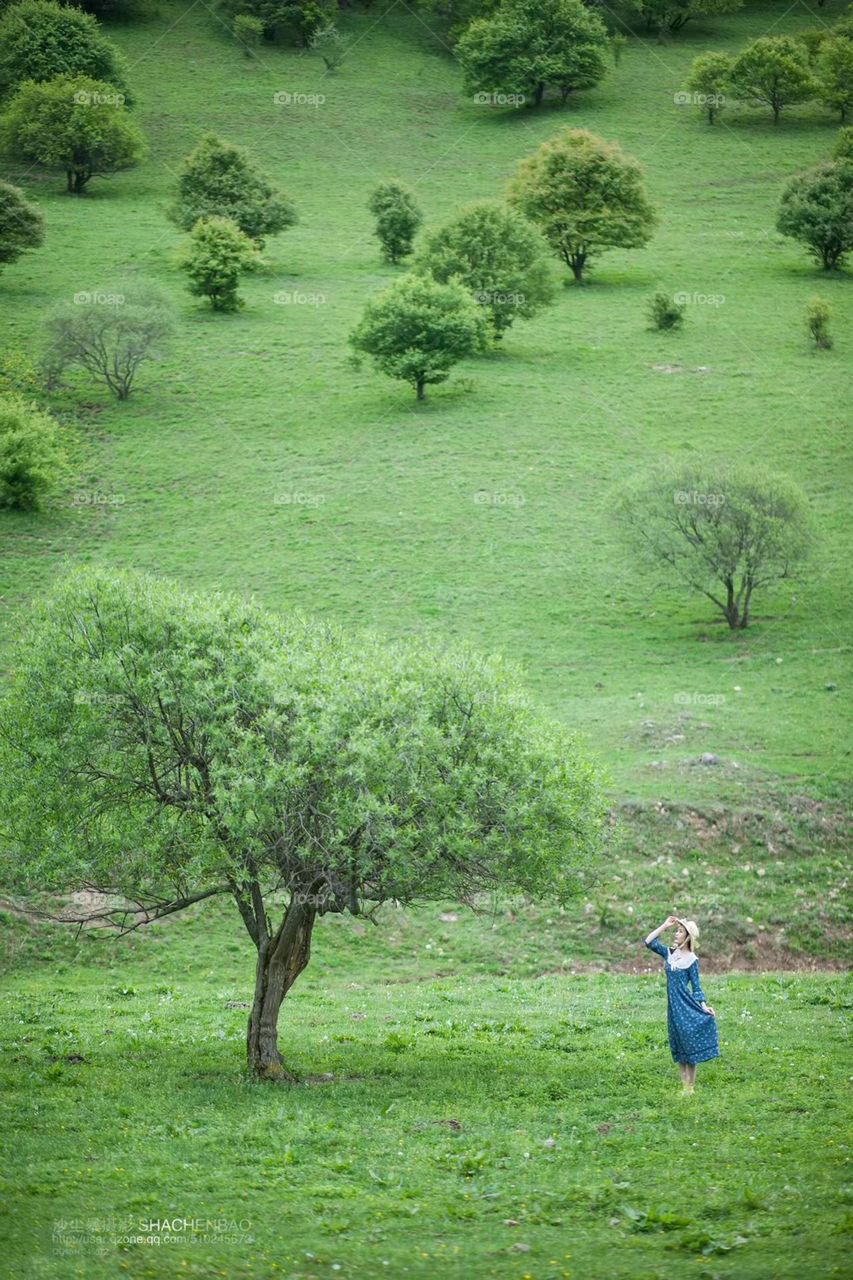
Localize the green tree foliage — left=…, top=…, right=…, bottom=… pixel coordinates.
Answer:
left=684, top=51, right=731, bottom=123
left=43, top=281, right=173, bottom=400
left=367, top=182, right=422, bottom=264
left=233, top=13, right=263, bottom=54
left=0, top=75, right=145, bottom=193
left=180, top=216, right=262, bottom=311
left=646, top=288, right=684, bottom=330
left=0, top=393, right=67, bottom=510
left=628, top=0, right=741, bottom=33
left=805, top=297, right=832, bottom=349
left=777, top=160, right=853, bottom=271
left=413, top=202, right=553, bottom=338
left=350, top=274, right=490, bottom=399
left=310, top=23, right=346, bottom=70
left=0, top=567, right=605, bottom=1077
left=817, top=37, right=853, bottom=123
left=729, top=36, right=817, bottom=124
left=0, top=1, right=130, bottom=102
left=218, top=0, right=333, bottom=47
left=0, top=181, right=45, bottom=271
left=456, top=0, right=608, bottom=108
left=507, top=127, right=657, bottom=283
left=833, top=125, right=853, bottom=160
left=170, top=134, right=297, bottom=247
left=613, top=460, right=814, bottom=630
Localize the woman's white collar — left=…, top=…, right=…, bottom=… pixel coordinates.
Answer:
left=667, top=945, right=697, bottom=970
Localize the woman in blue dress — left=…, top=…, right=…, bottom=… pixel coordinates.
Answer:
left=644, top=914, right=719, bottom=1094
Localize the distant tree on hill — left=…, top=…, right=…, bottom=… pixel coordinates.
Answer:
left=0, top=75, right=145, bottom=193
left=628, top=0, right=742, bottom=33
left=457, top=0, right=608, bottom=108
left=0, top=567, right=605, bottom=1079
left=0, top=182, right=45, bottom=273
left=180, top=217, right=262, bottom=311
left=777, top=160, right=853, bottom=271
left=684, top=52, right=731, bottom=123
left=43, top=281, right=174, bottom=400
left=613, top=460, right=814, bottom=630
left=218, top=0, right=333, bottom=47
left=0, top=1, right=130, bottom=102
left=507, top=127, right=657, bottom=283
left=367, top=183, right=422, bottom=264
left=729, top=36, right=817, bottom=124
left=817, top=37, right=853, bottom=123
left=413, top=202, right=553, bottom=338
left=0, top=393, right=67, bottom=511
left=805, top=297, right=832, bottom=349
left=350, top=274, right=489, bottom=399
left=170, top=134, right=297, bottom=247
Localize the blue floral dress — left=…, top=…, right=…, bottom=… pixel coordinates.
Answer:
left=644, top=937, right=720, bottom=1066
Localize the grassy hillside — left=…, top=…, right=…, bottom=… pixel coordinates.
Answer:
left=1, top=0, right=850, bottom=809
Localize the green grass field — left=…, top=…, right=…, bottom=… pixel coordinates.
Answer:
left=0, top=896, right=851, bottom=1280
left=1, top=0, right=851, bottom=1276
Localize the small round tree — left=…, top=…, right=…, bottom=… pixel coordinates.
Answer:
left=729, top=36, right=817, bottom=125
left=0, top=0, right=130, bottom=101
left=777, top=159, right=853, bottom=271
left=180, top=216, right=262, bottom=311
left=684, top=52, right=732, bottom=124
left=507, top=127, right=657, bottom=283
left=0, top=75, right=145, bottom=193
left=0, top=393, right=67, bottom=511
left=413, top=202, right=553, bottom=339
left=170, top=134, right=297, bottom=247
left=0, top=567, right=606, bottom=1080
left=457, top=0, right=608, bottom=108
left=613, top=459, right=814, bottom=630
left=43, top=280, right=174, bottom=400
left=367, top=183, right=422, bottom=265
left=0, top=181, right=45, bottom=273
left=350, top=274, right=490, bottom=400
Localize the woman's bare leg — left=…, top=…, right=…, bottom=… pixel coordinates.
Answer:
left=686, top=1064, right=696, bottom=1086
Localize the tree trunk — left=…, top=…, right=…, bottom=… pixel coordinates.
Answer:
left=416, top=376, right=425, bottom=400
left=66, top=170, right=74, bottom=194
left=246, top=894, right=317, bottom=1079
left=533, top=83, right=545, bottom=107
left=569, top=253, right=586, bottom=283
left=772, top=103, right=780, bottom=125
left=723, top=578, right=740, bottom=629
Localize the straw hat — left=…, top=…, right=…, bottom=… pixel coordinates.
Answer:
left=675, top=917, right=700, bottom=951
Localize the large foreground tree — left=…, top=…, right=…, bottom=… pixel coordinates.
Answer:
left=0, top=569, right=605, bottom=1080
